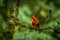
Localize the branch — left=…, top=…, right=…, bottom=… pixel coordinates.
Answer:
left=16, top=20, right=54, bottom=31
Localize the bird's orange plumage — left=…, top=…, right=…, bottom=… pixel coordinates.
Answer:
left=32, top=16, right=39, bottom=27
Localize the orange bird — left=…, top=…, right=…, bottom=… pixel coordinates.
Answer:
left=32, top=16, right=39, bottom=28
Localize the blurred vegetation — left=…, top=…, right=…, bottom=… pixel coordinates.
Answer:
left=0, top=0, right=60, bottom=40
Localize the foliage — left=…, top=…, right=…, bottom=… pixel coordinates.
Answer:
left=0, top=0, right=60, bottom=40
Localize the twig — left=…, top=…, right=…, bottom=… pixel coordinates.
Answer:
left=16, top=21, right=54, bottom=31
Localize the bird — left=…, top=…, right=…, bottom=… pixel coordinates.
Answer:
left=32, top=16, right=39, bottom=28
